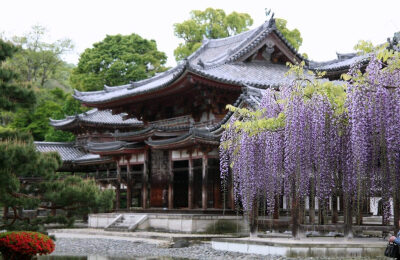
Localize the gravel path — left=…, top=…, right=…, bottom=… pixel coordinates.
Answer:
left=50, top=236, right=388, bottom=260
left=51, top=236, right=271, bottom=259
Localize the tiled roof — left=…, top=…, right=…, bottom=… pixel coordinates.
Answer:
left=190, top=62, right=294, bottom=88
left=50, top=108, right=143, bottom=129
left=145, top=128, right=220, bottom=148
left=35, top=142, right=86, bottom=162
left=86, top=141, right=143, bottom=152
left=73, top=19, right=308, bottom=105
left=310, top=53, right=369, bottom=71
left=34, top=142, right=112, bottom=164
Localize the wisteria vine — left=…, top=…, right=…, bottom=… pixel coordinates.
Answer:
left=220, top=49, right=400, bottom=226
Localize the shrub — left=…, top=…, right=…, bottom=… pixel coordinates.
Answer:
left=0, top=231, right=55, bottom=259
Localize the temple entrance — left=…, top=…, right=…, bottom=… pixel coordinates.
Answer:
left=173, top=160, right=189, bottom=208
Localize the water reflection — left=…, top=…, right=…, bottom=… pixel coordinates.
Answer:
left=36, top=256, right=188, bottom=260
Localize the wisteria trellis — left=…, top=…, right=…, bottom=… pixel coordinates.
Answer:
left=220, top=51, right=400, bottom=234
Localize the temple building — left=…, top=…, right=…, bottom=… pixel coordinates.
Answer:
left=35, top=19, right=361, bottom=212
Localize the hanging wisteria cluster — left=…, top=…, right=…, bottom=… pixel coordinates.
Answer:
left=220, top=50, right=400, bottom=223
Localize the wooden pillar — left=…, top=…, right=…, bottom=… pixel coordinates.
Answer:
left=126, top=162, right=132, bottom=210
left=106, top=168, right=110, bottom=178
left=115, top=183, right=121, bottom=210
left=202, top=155, right=208, bottom=210
left=95, top=169, right=99, bottom=179
left=168, top=151, right=173, bottom=209
left=117, top=162, right=121, bottom=183
left=188, top=157, right=194, bottom=209
left=142, top=150, right=149, bottom=209
left=115, top=162, right=121, bottom=210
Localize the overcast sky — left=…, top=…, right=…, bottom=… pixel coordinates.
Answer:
left=2, top=0, right=400, bottom=67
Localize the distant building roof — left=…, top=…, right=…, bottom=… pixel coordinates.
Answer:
left=34, top=141, right=111, bottom=164
left=50, top=108, right=143, bottom=130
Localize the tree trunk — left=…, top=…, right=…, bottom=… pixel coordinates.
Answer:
left=309, top=179, right=315, bottom=225
left=249, top=200, right=259, bottom=237
left=332, top=194, right=338, bottom=224
left=3, top=206, right=8, bottom=222
left=291, top=192, right=300, bottom=238
left=344, top=196, right=353, bottom=238
left=356, top=198, right=363, bottom=225
left=394, top=190, right=399, bottom=235
left=318, top=199, right=325, bottom=225
left=273, top=195, right=280, bottom=220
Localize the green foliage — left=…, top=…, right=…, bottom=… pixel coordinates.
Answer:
left=11, top=88, right=85, bottom=141
left=275, top=18, right=303, bottom=51
left=224, top=62, right=347, bottom=137
left=354, top=38, right=400, bottom=72
left=173, top=8, right=253, bottom=61
left=71, top=33, right=167, bottom=91
left=0, top=39, right=36, bottom=112
left=6, top=25, right=74, bottom=89
left=0, top=131, right=61, bottom=212
left=38, top=176, right=115, bottom=218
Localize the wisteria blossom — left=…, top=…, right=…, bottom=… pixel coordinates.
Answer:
left=220, top=50, right=400, bottom=236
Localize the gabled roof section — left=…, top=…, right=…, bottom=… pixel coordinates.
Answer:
left=309, top=53, right=370, bottom=72
left=50, top=108, right=143, bottom=130
left=35, top=141, right=112, bottom=165
left=189, top=19, right=305, bottom=68
left=73, top=19, right=306, bottom=106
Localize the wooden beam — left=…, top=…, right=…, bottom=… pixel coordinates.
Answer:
left=142, top=150, right=149, bottom=209
left=126, top=162, right=132, bottom=210
left=115, top=182, right=120, bottom=210
left=188, top=157, right=194, bottom=209
left=202, top=155, right=208, bottom=210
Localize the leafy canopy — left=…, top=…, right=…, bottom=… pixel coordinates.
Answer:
left=275, top=18, right=303, bottom=51
left=70, top=34, right=167, bottom=91
left=173, top=8, right=253, bottom=61
left=0, top=39, right=35, bottom=111
left=7, top=25, right=74, bottom=89
left=173, top=9, right=305, bottom=61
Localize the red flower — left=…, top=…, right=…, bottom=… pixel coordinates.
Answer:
left=0, top=231, right=55, bottom=258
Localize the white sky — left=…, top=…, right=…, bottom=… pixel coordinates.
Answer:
left=2, top=0, right=400, bottom=67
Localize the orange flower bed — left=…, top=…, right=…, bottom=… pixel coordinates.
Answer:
left=0, top=231, right=55, bottom=259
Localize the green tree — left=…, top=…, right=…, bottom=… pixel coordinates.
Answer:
left=275, top=18, right=302, bottom=51
left=70, top=34, right=167, bottom=91
left=38, top=176, right=114, bottom=219
left=173, top=8, right=253, bottom=61
left=0, top=39, right=35, bottom=111
left=7, top=25, right=74, bottom=89
left=11, top=88, right=85, bottom=141
left=173, top=9, right=305, bottom=61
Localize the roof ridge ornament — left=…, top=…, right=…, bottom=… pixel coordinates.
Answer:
left=264, top=8, right=275, bottom=28
left=388, top=32, right=400, bottom=51
left=197, top=59, right=205, bottom=68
